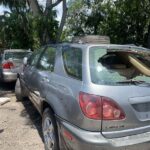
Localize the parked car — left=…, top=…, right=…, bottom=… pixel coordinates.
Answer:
left=0, top=49, right=31, bottom=82
left=15, top=38, right=150, bottom=150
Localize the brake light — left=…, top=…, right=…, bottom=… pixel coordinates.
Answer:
left=79, top=92, right=125, bottom=120
left=102, top=97, right=125, bottom=120
left=2, top=62, right=14, bottom=69
left=79, top=92, right=102, bottom=120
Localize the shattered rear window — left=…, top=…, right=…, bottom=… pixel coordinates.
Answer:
left=89, top=46, right=150, bottom=85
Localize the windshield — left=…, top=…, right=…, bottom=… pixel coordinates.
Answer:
left=89, top=46, right=150, bottom=85
left=5, top=52, right=30, bottom=60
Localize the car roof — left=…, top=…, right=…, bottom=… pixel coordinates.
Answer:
left=46, top=43, right=150, bottom=53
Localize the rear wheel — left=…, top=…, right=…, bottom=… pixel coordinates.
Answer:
left=42, top=108, right=59, bottom=150
left=15, top=78, right=23, bottom=101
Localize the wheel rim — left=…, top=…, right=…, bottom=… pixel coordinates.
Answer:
left=43, top=117, right=55, bottom=150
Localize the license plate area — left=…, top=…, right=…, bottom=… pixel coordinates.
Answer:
left=129, top=96, right=150, bottom=121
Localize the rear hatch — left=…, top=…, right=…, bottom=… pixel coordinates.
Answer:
left=101, top=85, right=150, bottom=138
left=88, top=45, right=150, bottom=138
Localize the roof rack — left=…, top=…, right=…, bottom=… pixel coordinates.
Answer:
left=72, top=35, right=110, bottom=44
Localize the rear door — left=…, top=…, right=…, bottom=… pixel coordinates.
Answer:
left=43, top=46, right=85, bottom=129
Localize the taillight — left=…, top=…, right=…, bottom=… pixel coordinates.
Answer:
left=2, top=62, right=14, bottom=69
left=79, top=92, right=102, bottom=120
left=79, top=92, right=125, bottom=120
left=102, top=97, right=125, bottom=120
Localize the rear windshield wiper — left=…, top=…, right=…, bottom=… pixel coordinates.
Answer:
left=117, top=80, right=150, bottom=86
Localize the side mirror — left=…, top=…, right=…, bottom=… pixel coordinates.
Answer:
left=23, top=57, right=28, bottom=66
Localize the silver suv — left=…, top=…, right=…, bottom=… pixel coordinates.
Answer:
left=15, top=42, right=150, bottom=150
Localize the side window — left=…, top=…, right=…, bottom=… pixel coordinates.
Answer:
left=62, top=47, right=82, bottom=80
left=37, top=46, right=56, bottom=72
left=28, top=48, right=44, bottom=66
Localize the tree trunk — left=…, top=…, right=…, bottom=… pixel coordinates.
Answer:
left=27, top=0, right=41, bottom=16
left=44, top=0, right=52, bottom=15
left=27, top=0, right=67, bottom=43
left=56, top=0, right=67, bottom=42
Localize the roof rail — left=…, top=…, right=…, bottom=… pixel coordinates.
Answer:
left=72, top=35, right=110, bottom=44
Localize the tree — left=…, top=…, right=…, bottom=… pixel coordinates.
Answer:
left=27, top=0, right=67, bottom=43
left=65, top=0, right=150, bottom=48
left=1, top=0, right=150, bottom=48
left=0, top=0, right=32, bottom=49
left=65, top=0, right=105, bottom=37
left=102, top=0, right=150, bottom=46
left=0, top=0, right=68, bottom=46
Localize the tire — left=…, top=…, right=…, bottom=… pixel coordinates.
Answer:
left=42, top=108, right=59, bottom=150
left=15, top=78, right=23, bottom=101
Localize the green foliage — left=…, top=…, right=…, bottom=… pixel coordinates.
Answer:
left=101, top=0, right=150, bottom=46
left=1, top=0, right=150, bottom=48
left=65, top=0, right=105, bottom=37
left=0, top=0, right=27, bottom=11
left=28, top=10, right=58, bottom=48
left=65, top=0, right=150, bottom=47
left=0, top=0, right=59, bottom=50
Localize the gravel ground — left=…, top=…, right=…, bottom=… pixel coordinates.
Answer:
left=0, top=83, right=44, bottom=150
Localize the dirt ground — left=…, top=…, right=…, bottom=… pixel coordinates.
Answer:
left=0, top=83, right=44, bottom=150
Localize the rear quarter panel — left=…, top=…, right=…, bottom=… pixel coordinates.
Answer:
left=43, top=46, right=102, bottom=131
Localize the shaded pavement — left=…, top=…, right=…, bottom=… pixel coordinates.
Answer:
left=0, top=82, right=44, bottom=150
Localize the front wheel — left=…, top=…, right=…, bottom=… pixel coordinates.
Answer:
left=42, top=108, right=59, bottom=150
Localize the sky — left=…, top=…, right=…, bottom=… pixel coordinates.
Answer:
left=0, top=5, right=9, bottom=15
left=38, top=0, right=63, bottom=21
left=55, top=2, right=63, bottom=21
left=0, top=1, right=62, bottom=21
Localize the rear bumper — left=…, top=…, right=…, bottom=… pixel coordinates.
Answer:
left=59, top=120, right=150, bottom=150
left=1, top=71, right=17, bottom=82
